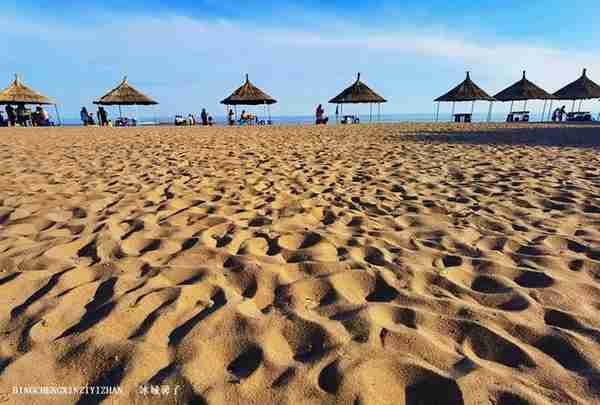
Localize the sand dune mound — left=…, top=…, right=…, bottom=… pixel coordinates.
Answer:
left=0, top=123, right=599, bottom=404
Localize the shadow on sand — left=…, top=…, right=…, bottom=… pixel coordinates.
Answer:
left=402, top=124, right=600, bottom=148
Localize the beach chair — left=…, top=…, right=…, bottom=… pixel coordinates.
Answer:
left=506, top=111, right=530, bottom=122
left=340, top=115, right=359, bottom=124
left=453, top=113, right=471, bottom=123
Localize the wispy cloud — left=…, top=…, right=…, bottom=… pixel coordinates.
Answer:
left=1, top=13, right=599, bottom=116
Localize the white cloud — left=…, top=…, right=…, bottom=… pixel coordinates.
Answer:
left=1, top=13, right=599, bottom=117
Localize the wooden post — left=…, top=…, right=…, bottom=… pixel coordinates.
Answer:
left=435, top=102, right=440, bottom=122
left=54, top=104, right=62, bottom=126
left=541, top=100, right=547, bottom=122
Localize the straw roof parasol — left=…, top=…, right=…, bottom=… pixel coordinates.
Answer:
left=0, top=74, right=54, bottom=105
left=553, top=68, right=600, bottom=100
left=435, top=72, right=495, bottom=102
left=94, top=76, right=158, bottom=105
left=221, top=74, right=276, bottom=105
left=329, top=73, right=387, bottom=104
left=494, top=71, right=555, bottom=101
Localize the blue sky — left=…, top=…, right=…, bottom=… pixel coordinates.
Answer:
left=2, top=0, right=599, bottom=118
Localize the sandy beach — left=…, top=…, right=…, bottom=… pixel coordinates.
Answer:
left=0, top=123, right=599, bottom=404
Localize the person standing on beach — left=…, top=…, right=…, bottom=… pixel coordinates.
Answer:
left=559, top=106, right=567, bottom=122
left=97, top=106, right=108, bottom=126
left=80, top=107, right=89, bottom=126
left=5, top=105, right=16, bottom=127
left=16, top=104, right=28, bottom=126
left=228, top=109, right=235, bottom=125
left=201, top=108, right=208, bottom=126
left=315, top=104, right=324, bottom=124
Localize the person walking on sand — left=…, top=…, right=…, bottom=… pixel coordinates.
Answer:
left=201, top=108, right=208, bottom=126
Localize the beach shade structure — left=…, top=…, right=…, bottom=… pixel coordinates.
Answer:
left=551, top=68, right=600, bottom=118
left=329, top=73, right=387, bottom=123
left=0, top=74, right=62, bottom=125
left=434, top=71, right=496, bottom=123
left=221, top=74, right=277, bottom=124
left=94, top=76, right=158, bottom=125
left=493, top=71, right=556, bottom=122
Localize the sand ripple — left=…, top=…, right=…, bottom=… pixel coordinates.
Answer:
left=0, top=123, right=599, bottom=404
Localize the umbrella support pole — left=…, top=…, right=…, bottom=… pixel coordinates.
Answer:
left=119, top=105, right=123, bottom=119
left=541, top=100, right=547, bottom=123
left=578, top=100, right=583, bottom=112
left=369, top=103, right=372, bottom=123
left=450, top=102, right=455, bottom=122
left=470, top=101, right=475, bottom=120
left=435, top=102, right=440, bottom=122
left=510, top=100, right=514, bottom=114
left=547, top=100, right=554, bottom=121
left=487, top=102, right=493, bottom=122
left=54, top=104, right=62, bottom=126
left=524, top=100, right=528, bottom=111
left=378, top=103, right=381, bottom=122
left=571, top=100, right=576, bottom=113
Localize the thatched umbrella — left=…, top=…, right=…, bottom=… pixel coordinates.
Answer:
left=221, top=74, right=276, bottom=123
left=494, top=71, right=555, bottom=122
left=94, top=76, right=158, bottom=122
left=0, top=74, right=61, bottom=125
left=434, top=71, right=495, bottom=122
left=553, top=68, right=600, bottom=114
left=329, top=73, right=387, bottom=123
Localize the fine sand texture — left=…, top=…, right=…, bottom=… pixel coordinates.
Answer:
left=0, top=123, right=599, bottom=404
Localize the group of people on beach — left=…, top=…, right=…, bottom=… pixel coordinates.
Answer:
left=227, top=109, right=264, bottom=126
left=0, top=104, right=52, bottom=127
left=177, top=109, right=214, bottom=126
left=80, top=106, right=109, bottom=126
